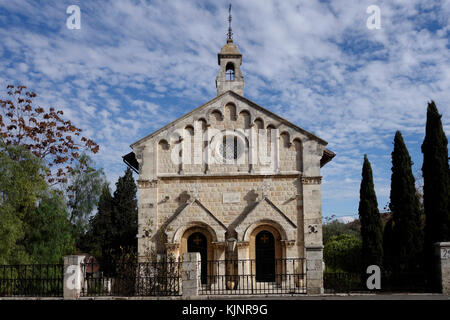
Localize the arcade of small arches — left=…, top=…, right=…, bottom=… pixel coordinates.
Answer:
left=155, top=101, right=307, bottom=148
left=155, top=101, right=304, bottom=175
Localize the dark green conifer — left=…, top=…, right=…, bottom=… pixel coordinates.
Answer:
left=111, top=168, right=138, bottom=253
left=358, top=155, right=384, bottom=269
left=386, top=131, right=423, bottom=272
left=421, top=101, right=449, bottom=289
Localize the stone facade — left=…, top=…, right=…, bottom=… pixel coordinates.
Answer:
left=128, top=37, right=334, bottom=294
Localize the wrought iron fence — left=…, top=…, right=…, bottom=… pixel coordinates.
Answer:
left=0, top=264, right=64, bottom=297
left=81, top=260, right=181, bottom=297
left=199, top=258, right=306, bottom=295
left=324, top=271, right=430, bottom=293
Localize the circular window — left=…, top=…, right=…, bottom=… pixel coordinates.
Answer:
left=216, top=135, right=244, bottom=162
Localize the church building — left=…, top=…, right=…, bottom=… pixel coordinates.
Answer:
left=123, top=8, right=335, bottom=294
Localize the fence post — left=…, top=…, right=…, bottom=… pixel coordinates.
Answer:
left=63, top=255, right=85, bottom=299
left=435, top=242, right=450, bottom=295
left=305, top=245, right=324, bottom=294
left=182, top=252, right=201, bottom=297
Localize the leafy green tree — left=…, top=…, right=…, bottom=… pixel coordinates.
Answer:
left=421, top=101, right=449, bottom=289
left=65, top=154, right=106, bottom=243
left=323, top=219, right=361, bottom=245
left=384, top=131, right=423, bottom=272
left=358, top=155, right=384, bottom=269
left=0, top=141, right=77, bottom=264
left=0, top=142, right=46, bottom=264
left=23, top=191, right=75, bottom=263
left=324, top=234, right=362, bottom=272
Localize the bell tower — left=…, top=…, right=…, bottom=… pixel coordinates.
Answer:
left=216, top=4, right=244, bottom=96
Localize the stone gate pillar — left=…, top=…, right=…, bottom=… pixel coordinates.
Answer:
left=305, top=245, right=324, bottom=294
left=182, top=252, right=201, bottom=297
left=63, top=255, right=85, bottom=299
left=435, top=242, right=450, bottom=295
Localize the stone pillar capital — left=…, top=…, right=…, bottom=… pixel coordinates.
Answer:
left=301, top=176, right=322, bottom=185
left=236, top=241, right=249, bottom=248
left=280, top=240, right=296, bottom=248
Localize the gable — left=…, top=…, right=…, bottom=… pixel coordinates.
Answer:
left=130, top=90, right=329, bottom=148
left=165, top=199, right=227, bottom=243
left=233, top=197, right=297, bottom=241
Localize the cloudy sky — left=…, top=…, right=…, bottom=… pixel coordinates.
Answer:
left=0, top=0, right=449, bottom=221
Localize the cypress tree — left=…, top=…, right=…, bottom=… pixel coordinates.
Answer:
left=386, top=131, right=423, bottom=272
left=421, top=101, right=449, bottom=289
left=83, top=183, right=114, bottom=262
left=382, top=218, right=394, bottom=269
left=111, top=168, right=138, bottom=254
left=358, top=155, right=384, bottom=269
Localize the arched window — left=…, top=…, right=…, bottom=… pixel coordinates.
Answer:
left=225, top=62, right=235, bottom=80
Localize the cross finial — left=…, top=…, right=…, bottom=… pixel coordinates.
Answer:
left=227, top=3, right=233, bottom=42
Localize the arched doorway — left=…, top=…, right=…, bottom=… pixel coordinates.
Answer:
left=187, top=232, right=208, bottom=284
left=255, top=230, right=275, bottom=282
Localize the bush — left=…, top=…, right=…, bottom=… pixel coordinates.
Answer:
left=324, top=234, right=362, bottom=272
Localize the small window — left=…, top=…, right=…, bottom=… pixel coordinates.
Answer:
left=218, top=135, right=244, bottom=161
left=225, top=62, right=235, bottom=80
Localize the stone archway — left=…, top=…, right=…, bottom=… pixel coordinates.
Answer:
left=187, top=232, right=208, bottom=284
left=179, top=226, right=216, bottom=285
left=248, top=224, right=284, bottom=284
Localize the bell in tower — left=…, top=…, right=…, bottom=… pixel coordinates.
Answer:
left=216, top=4, right=244, bottom=96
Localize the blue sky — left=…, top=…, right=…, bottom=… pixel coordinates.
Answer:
left=0, top=0, right=449, bottom=222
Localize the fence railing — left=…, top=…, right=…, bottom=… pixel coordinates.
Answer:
left=80, top=261, right=181, bottom=297
left=199, top=258, right=306, bottom=295
left=0, top=264, right=64, bottom=297
left=324, top=271, right=430, bottom=293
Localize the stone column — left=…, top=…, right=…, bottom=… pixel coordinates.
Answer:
left=237, top=242, right=250, bottom=292
left=248, top=125, right=257, bottom=173
left=213, top=242, right=226, bottom=288
left=435, top=242, right=450, bottom=295
left=273, top=129, right=280, bottom=173
left=63, top=255, right=85, bottom=300
left=305, top=245, right=324, bottom=295
left=281, top=240, right=297, bottom=290
left=182, top=252, right=201, bottom=297
left=193, top=119, right=203, bottom=171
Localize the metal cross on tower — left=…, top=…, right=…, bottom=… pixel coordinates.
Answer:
left=227, top=3, right=233, bottom=41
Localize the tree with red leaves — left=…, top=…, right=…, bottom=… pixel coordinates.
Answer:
left=0, top=84, right=99, bottom=184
